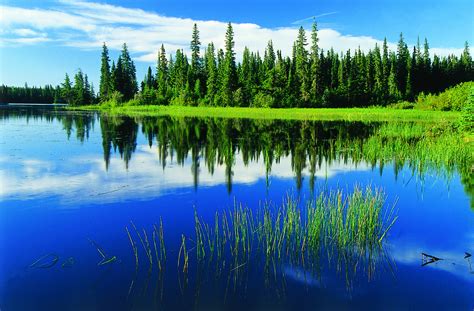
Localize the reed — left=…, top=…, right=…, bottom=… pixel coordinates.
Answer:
left=187, top=186, right=396, bottom=268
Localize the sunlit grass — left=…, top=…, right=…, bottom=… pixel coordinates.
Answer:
left=73, top=105, right=461, bottom=122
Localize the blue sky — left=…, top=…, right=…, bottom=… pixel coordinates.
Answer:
left=1, top=0, right=473, bottom=88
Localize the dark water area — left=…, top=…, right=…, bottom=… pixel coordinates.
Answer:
left=0, top=105, right=473, bottom=310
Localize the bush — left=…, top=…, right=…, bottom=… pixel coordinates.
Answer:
left=389, top=101, right=415, bottom=109
left=415, top=82, right=473, bottom=111
left=459, top=87, right=474, bottom=132
left=251, top=92, right=274, bottom=108
left=101, top=91, right=123, bottom=107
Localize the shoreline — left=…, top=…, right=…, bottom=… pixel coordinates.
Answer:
left=68, top=105, right=462, bottom=122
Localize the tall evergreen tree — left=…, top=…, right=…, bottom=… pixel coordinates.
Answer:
left=99, top=43, right=111, bottom=100
left=310, top=20, right=321, bottom=103
left=73, top=69, right=85, bottom=106
left=220, top=23, right=238, bottom=106
left=295, top=26, right=310, bottom=105
left=117, top=43, right=138, bottom=100
left=190, top=24, right=202, bottom=85
left=156, top=44, right=169, bottom=101
left=61, top=73, right=73, bottom=104
left=204, top=43, right=218, bottom=104
left=396, top=33, right=409, bottom=97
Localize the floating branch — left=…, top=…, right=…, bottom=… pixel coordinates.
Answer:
left=88, top=238, right=117, bottom=266
left=29, top=253, right=59, bottom=269
left=421, top=253, right=443, bottom=266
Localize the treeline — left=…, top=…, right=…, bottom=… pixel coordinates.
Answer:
left=2, top=22, right=472, bottom=107
left=98, top=22, right=472, bottom=108
left=0, top=84, right=62, bottom=104
left=0, top=71, right=97, bottom=105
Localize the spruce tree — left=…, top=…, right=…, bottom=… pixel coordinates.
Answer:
left=295, top=26, right=309, bottom=105
left=190, top=24, right=202, bottom=84
left=118, top=43, right=138, bottom=100
left=310, top=20, right=321, bottom=103
left=204, top=43, right=218, bottom=104
left=156, top=44, right=169, bottom=101
left=220, top=23, right=238, bottom=106
left=61, top=73, right=73, bottom=104
left=396, top=33, right=409, bottom=97
left=99, top=42, right=111, bottom=101
left=73, top=69, right=85, bottom=106
left=381, top=38, right=390, bottom=102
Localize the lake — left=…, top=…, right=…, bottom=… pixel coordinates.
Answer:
left=0, top=105, right=473, bottom=310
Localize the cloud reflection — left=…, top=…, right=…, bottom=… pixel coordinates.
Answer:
left=0, top=144, right=371, bottom=204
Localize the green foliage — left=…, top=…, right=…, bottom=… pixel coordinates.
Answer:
left=415, top=82, right=473, bottom=111
left=459, top=86, right=474, bottom=132
left=0, top=83, right=63, bottom=104
left=100, top=91, right=124, bottom=107
left=251, top=92, right=274, bottom=108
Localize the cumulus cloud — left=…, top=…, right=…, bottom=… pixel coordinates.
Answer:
left=0, top=0, right=469, bottom=62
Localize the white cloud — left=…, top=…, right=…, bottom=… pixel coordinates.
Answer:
left=12, top=28, right=44, bottom=37
left=0, top=0, right=470, bottom=62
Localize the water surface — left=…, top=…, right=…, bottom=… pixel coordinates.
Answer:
left=0, top=106, right=473, bottom=310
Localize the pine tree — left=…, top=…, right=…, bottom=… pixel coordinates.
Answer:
left=61, top=73, right=73, bottom=104
left=156, top=44, right=169, bottom=101
left=99, top=42, right=111, bottom=101
left=190, top=24, right=202, bottom=84
left=396, top=33, right=409, bottom=97
left=388, top=54, right=400, bottom=100
left=373, top=44, right=383, bottom=103
left=204, top=43, right=218, bottom=104
left=117, top=43, right=138, bottom=100
left=381, top=38, right=390, bottom=102
left=220, top=23, right=238, bottom=106
left=240, top=46, right=252, bottom=106
left=263, top=40, right=275, bottom=71
left=310, top=20, right=321, bottom=104
left=73, top=69, right=85, bottom=106
left=295, top=26, right=309, bottom=105
left=110, top=61, right=117, bottom=93
left=422, top=38, right=431, bottom=92
left=143, top=66, right=155, bottom=90
left=460, top=41, right=473, bottom=81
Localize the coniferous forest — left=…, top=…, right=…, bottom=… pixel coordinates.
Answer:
left=1, top=22, right=472, bottom=108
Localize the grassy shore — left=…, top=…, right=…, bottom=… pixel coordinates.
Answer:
left=72, top=105, right=462, bottom=122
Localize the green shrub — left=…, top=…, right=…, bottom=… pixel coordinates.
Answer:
left=251, top=92, right=274, bottom=108
left=415, top=82, right=473, bottom=111
left=459, top=86, right=474, bottom=132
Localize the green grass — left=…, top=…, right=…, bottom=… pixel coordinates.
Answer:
left=72, top=105, right=461, bottom=122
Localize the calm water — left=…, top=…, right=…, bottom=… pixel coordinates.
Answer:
left=0, top=106, right=473, bottom=310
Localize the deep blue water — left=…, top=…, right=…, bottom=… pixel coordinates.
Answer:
left=0, top=106, right=473, bottom=310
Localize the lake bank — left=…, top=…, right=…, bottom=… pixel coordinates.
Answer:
left=70, top=105, right=462, bottom=122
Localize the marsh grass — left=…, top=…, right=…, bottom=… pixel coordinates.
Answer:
left=123, top=187, right=396, bottom=299
left=184, top=186, right=396, bottom=275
